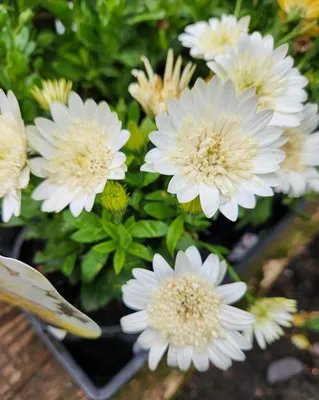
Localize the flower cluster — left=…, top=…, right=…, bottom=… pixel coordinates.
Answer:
left=0, top=4, right=312, bottom=376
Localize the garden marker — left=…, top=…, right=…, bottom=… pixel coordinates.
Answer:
left=0, top=255, right=101, bottom=338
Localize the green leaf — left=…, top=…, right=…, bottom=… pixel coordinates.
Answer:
left=117, top=225, right=132, bottom=249
left=113, top=248, right=126, bottom=274
left=166, top=216, right=184, bottom=256
left=144, top=202, right=176, bottom=220
left=125, top=172, right=143, bottom=187
left=145, top=191, right=176, bottom=204
left=199, top=241, right=229, bottom=258
left=63, top=210, right=101, bottom=230
left=142, top=173, right=160, bottom=187
left=102, top=220, right=119, bottom=240
left=304, top=317, right=319, bottom=332
left=127, top=242, right=153, bottom=261
left=34, top=240, right=78, bottom=263
left=81, top=249, right=108, bottom=282
left=61, top=253, right=77, bottom=277
left=93, top=240, right=117, bottom=254
left=139, top=117, right=156, bottom=135
left=129, top=191, right=142, bottom=208
left=71, top=228, right=107, bottom=243
left=129, top=220, right=169, bottom=238
left=124, top=215, right=136, bottom=230
left=53, top=59, right=84, bottom=81
left=80, top=267, right=132, bottom=312
left=176, top=235, right=197, bottom=251
left=126, top=10, right=165, bottom=25
left=128, top=101, right=140, bottom=123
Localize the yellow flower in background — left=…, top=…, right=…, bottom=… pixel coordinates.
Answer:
left=291, top=334, right=311, bottom=349
left=244, top=297, right=297, bottom=349
left=278, top=0, right=319, bottom=20
left=31, top=79, right=73, bottom=111
left=128, top=49, right=196, bottom=118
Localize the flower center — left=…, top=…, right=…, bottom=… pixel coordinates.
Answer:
left=171, top=116, right=258, bottom=197
left=49, top=120, right=113, bottom=191
left=147, top=275, right=224, bottom=348
left=0, top=114, right=27, bottom=197
left=230, top=52, right=287, bottom=110
left=199, top=27, right=235, bottom=55
left=281, top=129, right=305, bottom=172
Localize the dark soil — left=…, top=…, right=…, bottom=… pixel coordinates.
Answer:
left=177, top=236, right=319, bottom=400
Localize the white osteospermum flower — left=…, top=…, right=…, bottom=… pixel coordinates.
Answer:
left=244, top=298, right=297, bottom=349
left=121, top=246, right=255, bottom=372
left=0, top=90, right=30, bottom=222
left=178, top=14, right=250, bottom=61
left=208, top=32, right=308, bottom=127
left=28, top=92, right=130, bottom=216
left=128, top=49, right=196, bottom=118
left=142, top=77, right=285, bottom=221
left=276, top=103, right=319, bottom=197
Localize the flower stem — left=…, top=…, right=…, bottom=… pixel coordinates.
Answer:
left=234, top=0, right=243, bottom=17
left=113, top=213, right=123, bottom=225
left=226, top=263, right=255, bottom=304
left=277, top=20, right=317, bottom=46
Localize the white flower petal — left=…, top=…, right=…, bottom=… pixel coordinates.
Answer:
left=199, top=184, right=220, bottom=218
left=215, top=282, right=247, bottom=305
left=175, top=251, right=195, bottom=275
left=50, top=102, right=73, bottom=132
left=27, top=126, right=54, bottom=159
left=185, top=246, right=202, bottom=269
left=207, top=343, right=232, bottom=370
left=29, top=157, right=49, bottom=178
left=123, top=291, right=149, bottom=311
left=137, top=328, right=161, bottom=349
left=153, top=254, right=174, bottom=281
left=68, top=91, right=85, bottom=118
left=177, top=346, right=193, bottom=372
left=192, top=350, right=210, bottom=372
left=201, top=253, right=220, bottom=284
left=219, top=305, right=255, bottom=330
left=132, top=268, right=159, bottom=289
left=219, top=200, right=238, bottom=222
left=148, top=342, right=168, bottom=371
left=120, top=310, right=148, bottom=334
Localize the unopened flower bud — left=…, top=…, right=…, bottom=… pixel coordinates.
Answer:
left=30, top=79, right=72, bottom=111
left=181, top=197, right=202, bottom=216
left=101, top=181, right=128, bottom=215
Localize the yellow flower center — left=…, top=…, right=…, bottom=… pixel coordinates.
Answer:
left=281, top=129, right=305, bottom=172
left=147, top=275, right=224, bottom=348
left=49, top=120, right=113, bottom=191
left=199, top=27, right=237, bottom=55
left=0, top=114, right=27, bottom=197
left=171, top=116, right=258, bottom=197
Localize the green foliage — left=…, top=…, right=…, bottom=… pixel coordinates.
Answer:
left=166, top=216, right=184, bottom=256
left=3, top=0, right=317, bottom=312
left=129, top=220, right=169, bottom=238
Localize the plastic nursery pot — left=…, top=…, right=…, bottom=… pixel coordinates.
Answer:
left=10, top=231, right=148, bottom=400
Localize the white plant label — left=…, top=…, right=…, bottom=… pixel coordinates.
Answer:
left=0, top=255, right=101, bottom=338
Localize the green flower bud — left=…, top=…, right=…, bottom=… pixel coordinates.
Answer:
left=101, top=181, right=128, bottom=215
left=180, top=197, right=202, bottom=216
